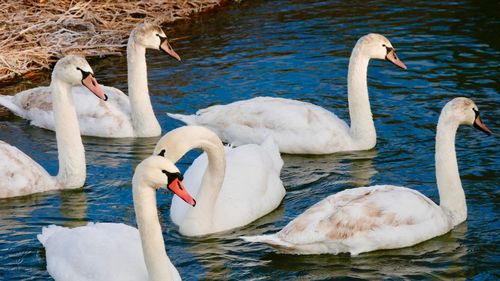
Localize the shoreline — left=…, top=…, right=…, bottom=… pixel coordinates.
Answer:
left=0, top=0, right=228, bottom=83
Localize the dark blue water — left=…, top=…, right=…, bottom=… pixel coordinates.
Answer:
left=0, top=0, right=498, bottom=279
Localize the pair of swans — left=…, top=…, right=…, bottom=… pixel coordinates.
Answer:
left=0, top=23, right=180, bottom=198
left=243, top=97, right=491, bottom=255
left=38, top=98, right=491, bottom=281
left=38, top=125, right=286, bottom=281
left=0, top=23, right=180, bottom=138
left=39, top=155, right=195, bottom=281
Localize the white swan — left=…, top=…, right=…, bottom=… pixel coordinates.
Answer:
left=242, top=97, right=491, bottom=255
left=153, top=125, right=286, bottom=236
left=0, top=55, right=106, bottom=198
left=0, top=23, right=180, bottom=138
left=38, top=155, right=196, bottom=281
left=168, top=33, right=407, bottom=154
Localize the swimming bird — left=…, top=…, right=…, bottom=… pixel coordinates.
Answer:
left=241, top=97, right=491, bottom=255
left=38, top=155, right=196, bottom=281
left=154, top=125, right=285, bottom=236
left=167, top=33, right=406, bottom=154
left=0, top=55, right=106, bottom=198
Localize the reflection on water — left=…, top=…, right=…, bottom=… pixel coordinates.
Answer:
left=281, top=149, right=378, bottom=189
left=0, top=0, right=498, bottom=279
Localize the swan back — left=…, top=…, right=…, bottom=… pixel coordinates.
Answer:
left=38, top=223, right=149, bottom=281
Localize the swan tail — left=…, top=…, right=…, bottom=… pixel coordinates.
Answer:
left=0, top=95, right=22, bottom=116
left=260, top=136, right=284, bottom=171
left=167, top=112, right=197, bottom=125
left=37, top=225, right=67, bottom=246
left=240, top=234, right=293, bottom=249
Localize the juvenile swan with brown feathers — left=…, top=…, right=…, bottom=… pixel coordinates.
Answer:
left=242, top=98, right=491, bottom=255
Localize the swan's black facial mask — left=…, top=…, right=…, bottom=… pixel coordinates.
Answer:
left=384, top=46, right=407, bottom=70
left=157, top=35, right=181, bottom=61
left=472, top=109, right=491, bottom=135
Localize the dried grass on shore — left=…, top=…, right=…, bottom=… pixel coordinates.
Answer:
left=0, top=0, right=222, bottom=82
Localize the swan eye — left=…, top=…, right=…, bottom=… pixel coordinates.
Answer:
left=161, top=170, right=183, bottom=184
left=158, top=149, right=166, bottom=157
left=472, top=108, right=479, bottom=118
left=76, top=67, right=92, bottom=79
left=382, top=44, right=386, bottom=47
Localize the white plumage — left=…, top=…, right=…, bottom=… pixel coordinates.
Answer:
left=0, top=141, right=57, bottom=198
left=0, top=55, right=106, bottom=198
left=243, top=185, right=450, bottom=255
left=0, top=86, right=133, bottom=137
left=38, top=155, right=194, bottom=281
left=38, top=223, right=151, bottom=281
left=154, top=126, right=286, bottom=236
left=242, top=97, right=491, bottom=255
left=0, top=23, right=180, bottom=138
left=168, top=33, right=407, bottom=154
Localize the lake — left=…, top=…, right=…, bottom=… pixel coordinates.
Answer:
left=0, top=0, right=498, bottom=279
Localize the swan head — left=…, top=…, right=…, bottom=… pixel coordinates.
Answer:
left=131, top=22, right=181, bottom=61
left=442, top=97, right=491, bottom=135
left=52, top=55, right=107, bottom=100
left=356, top=33, right=407, bottom=69
left=135, top=154, right=196, bottom=207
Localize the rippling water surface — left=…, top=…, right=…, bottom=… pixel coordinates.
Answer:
left=0, top=0, right=498, bottom=280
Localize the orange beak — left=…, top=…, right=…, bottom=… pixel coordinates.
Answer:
left=160, top=38, right=181, bottom=61
left=386, top=48, right=407, bottom=70
left=82, top=74, right=108, bottom=101
left=168, top=178, right=196, bottom=206
left=473, top=114, right=491, bottom=136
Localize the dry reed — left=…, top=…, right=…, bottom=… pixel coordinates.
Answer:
left=0, top=0, right=223, bottom=82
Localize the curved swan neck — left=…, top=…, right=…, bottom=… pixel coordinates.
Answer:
left=132, top=175, right=177, bottom=281
left=181, top=140, right=226, bottom=236
left=347, top=45, right=376, bottom=149
left=156, top=127, right=226, bottom=236
left=127, top=38, right=161, bottom=137
left=435, top=114, right=466, bottom=226
left=51, top=78, right=86, bottom=188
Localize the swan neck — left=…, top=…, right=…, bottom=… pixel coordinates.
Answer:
left=435, top=115, right=466, bottom=226
left=347, top=47, right=376, bottom=149
left=133, top=176, right=177, bottom=281
left=184, top=140, right=226, bottom=235
left=51, top=78, right=86, bottom=188
left=127, top=39, right=161, bottom=137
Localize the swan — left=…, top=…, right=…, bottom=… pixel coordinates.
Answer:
left=38, top=155, right=196, bottom=281
left=0, top=22, right=180, bottom=138
left=167, top=33, right=407, bottom=154
left=241, top=97, right=491, bottom=255
left=0, top=55, right=106, bottom=198
left=153, top=125, right=285, bottom=236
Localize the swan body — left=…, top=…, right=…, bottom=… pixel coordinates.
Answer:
left=154, top=126, right=286, bottom=236
left=242, top=97, right=491, bottom=255
left=38, top=155, right=196, bottom=281
left=168, top=33, right=407, bottom=154
left=0, top=56, right=106, bottom=198
left=0, top=23, right=180, bottom=138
